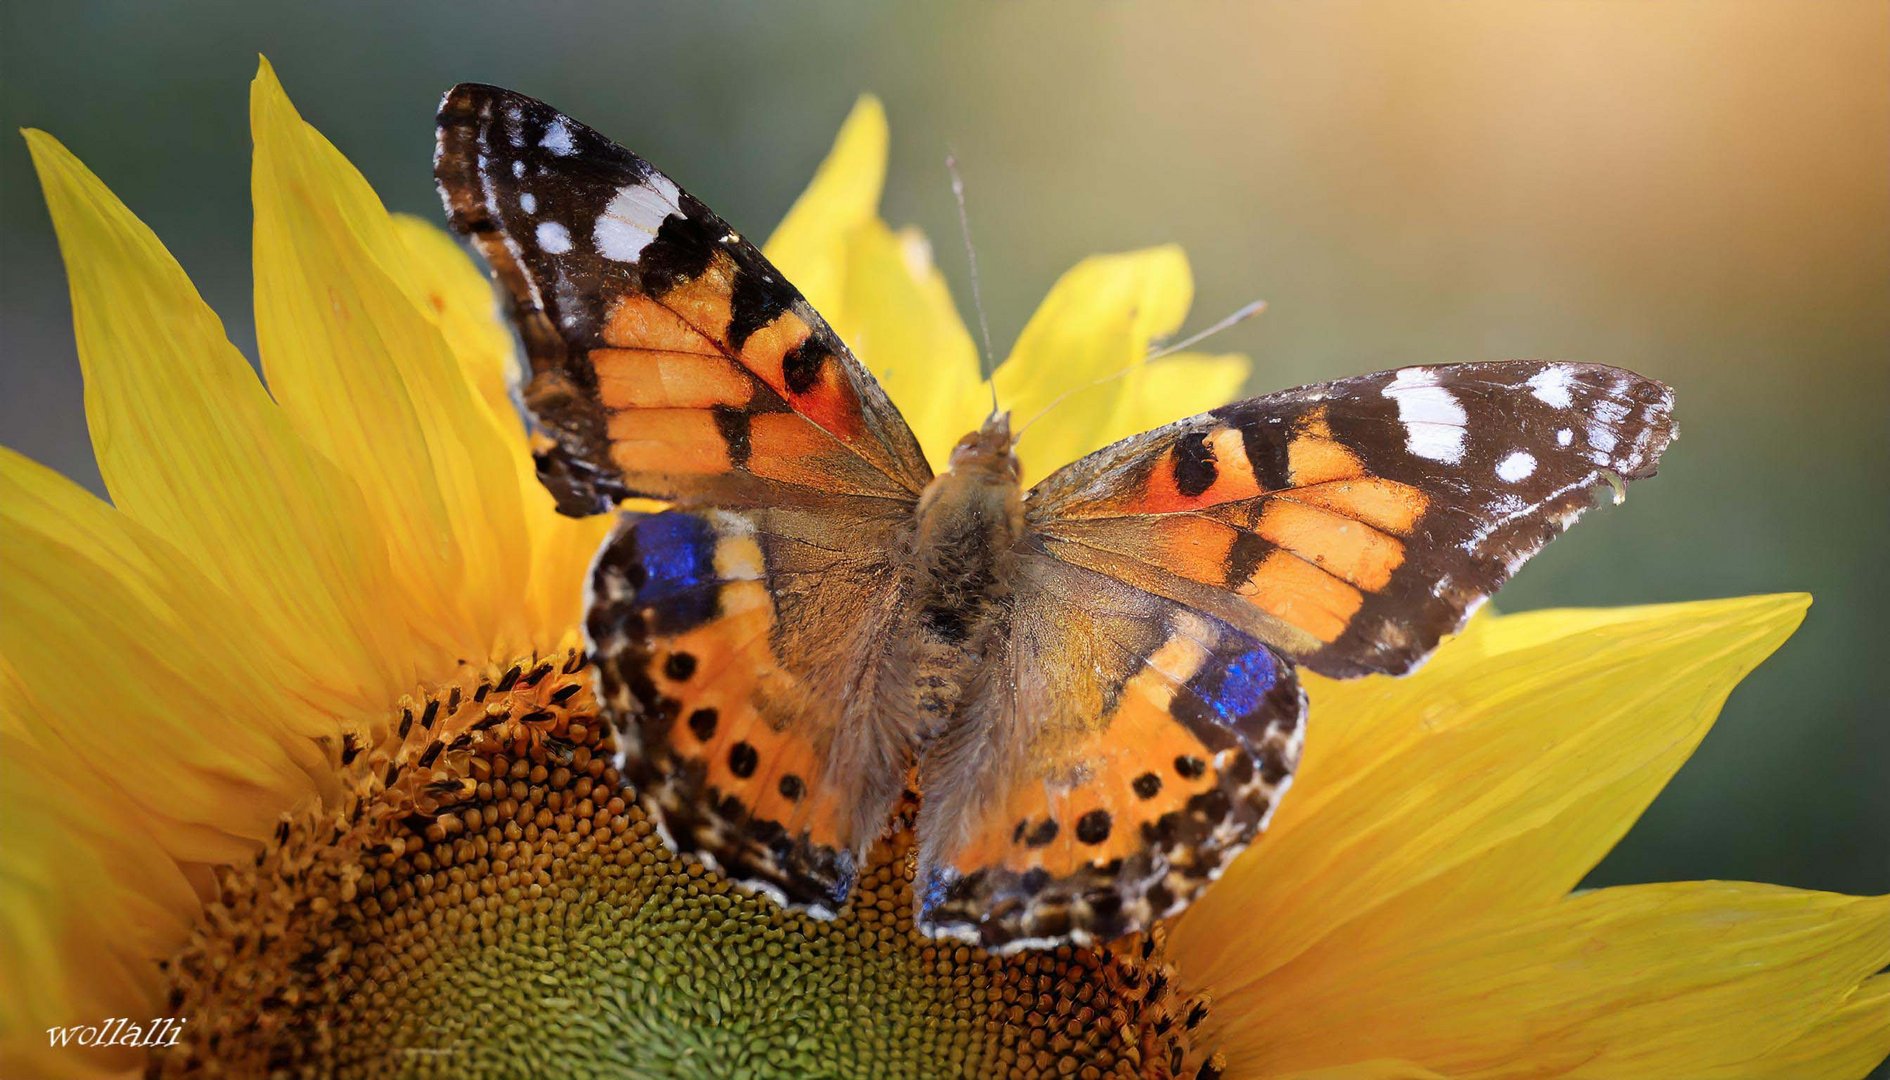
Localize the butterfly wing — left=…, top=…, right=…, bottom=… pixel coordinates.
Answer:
left=437, top=86, right=930, bottom=912
left=588, top=506, right=920, bottom=912
left=918, top=360, right=1675, bottom=949
left=435, top=83, right=932, bottom=514
left=916, top=555, right=1304, bottom=950
left=1026, top=361, right=1677, bottom=677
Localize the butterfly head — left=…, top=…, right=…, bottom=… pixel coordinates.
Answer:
left=946, top=411, right=1021, bottom=483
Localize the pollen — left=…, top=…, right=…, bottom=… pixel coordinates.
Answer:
left=149, top=649, right=1217, bottom=1077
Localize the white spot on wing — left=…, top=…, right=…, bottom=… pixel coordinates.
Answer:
left=1382, top=367, right=1468, bottom=464
left=535, top=220, right=572, bottom=254
left=1588, top=422, right=1618, bottom=454
left=518, top=192, right=537, bottom=214
left=1527, top=367, right=1574, bottom=408
left=594, top=176, right=683, bottom=263
left=1588, top=398, right=1630, bottom=456
left=1496, top=450, right=1537, bottom=482
left=1556, top=428, right=1573, bottom=447
left=539, top=117, right=576, bottom=156
left=511, top=159, right=525, bottom=178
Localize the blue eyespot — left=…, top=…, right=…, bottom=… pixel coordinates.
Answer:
left=828, top=849, right=858, bottom=908
left=1197, top=647, right=1279, bottom=723
left=918, top=866, right=958, bottom=918
left=631, top=512, right=720, bottom=631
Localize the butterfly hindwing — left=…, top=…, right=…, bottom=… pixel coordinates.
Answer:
left=435, top=83, right=932, bottom=514
left=1027, top=361, right=1677, bottom=678
left=916, top=556, right=1303, bottom=950
left=587, top=508, right=918, bottom=913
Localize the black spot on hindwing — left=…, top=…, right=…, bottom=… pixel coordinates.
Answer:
left=728, top=741, right=759, bottom=779
left=1075, top=810, right=1114, bottom=845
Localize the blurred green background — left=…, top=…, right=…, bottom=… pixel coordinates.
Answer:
left=2, top=1, right=1884, bottom=901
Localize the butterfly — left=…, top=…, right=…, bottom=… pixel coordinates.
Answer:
left=435, top=85, right=1678, bottom=953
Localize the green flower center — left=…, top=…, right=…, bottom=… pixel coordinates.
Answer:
left=152, top=649, right=1221, bottom=1078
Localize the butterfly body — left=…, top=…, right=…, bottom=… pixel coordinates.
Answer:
left=908, top=414, right=1025, bottom=736
left=437, top=84, right=1679, bottom=951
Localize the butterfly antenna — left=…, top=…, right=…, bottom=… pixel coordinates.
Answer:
left=1014, top=362, right=1142, bottom=443
left=1145, top=299, right=1267, bottom=361
left=1014, top=297, right=1269, bottom=441
left=947, top=152, right=1001, bottom=418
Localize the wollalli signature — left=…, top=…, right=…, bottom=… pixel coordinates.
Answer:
left=47, top=1016, right=187, bottom=1049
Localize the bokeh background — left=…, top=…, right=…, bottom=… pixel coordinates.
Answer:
left=3, top=1, right=1884, bottom=903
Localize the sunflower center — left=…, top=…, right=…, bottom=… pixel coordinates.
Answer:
left=151, top=647, right=1219, bottom=1078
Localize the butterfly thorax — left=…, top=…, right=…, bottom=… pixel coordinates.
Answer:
left=906, top=413, right=1024, bottom=736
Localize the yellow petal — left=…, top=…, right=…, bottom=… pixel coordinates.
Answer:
left=389, top=213, right=520, bottom=428
left=1174, top=594, right=1811, bottom=999
left=1265, top=1064, right=1445, bottom=1080
left=0, top=449, right=319, bottom=859
left=1704, top=974, right=1890, bottom=1080
left=995, top=245, right=1194, bottom=480
left=248, top=60, right=531, bottom=662
left=835, top=222, right=985, bottom=469
left=760, top=99, right=983, bottom=471
left=384, top=212, right=614, bottom=638
left=1099, top=350, right=1251, bottom=448
left=23, top=129, right=404, bottom=713
left=0, top=724, right=199, bottom=1079
left=1216, top=882, right=1890, bottom=1078
left=763, top=95, right=888, bottom=318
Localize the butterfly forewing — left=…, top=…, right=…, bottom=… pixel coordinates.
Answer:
left=1026, top=361, right=1677, bottom=678
left=435, top=83, right=932, bottom=513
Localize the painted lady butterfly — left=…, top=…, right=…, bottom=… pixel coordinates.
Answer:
left=436, top=85, right=1677, bottom=952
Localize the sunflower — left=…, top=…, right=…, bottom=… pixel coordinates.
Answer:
left=1, top=62, right=1884, bottom=1079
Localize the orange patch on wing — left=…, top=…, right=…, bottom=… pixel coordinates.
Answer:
left=814, top=362, right=867, bottom=441
left=607, top=408, right=732, bottom=474
left=739, top=414, right=882, bottom=495
left=1290, top=476, right=1429, bottom=536
left=959, top=702, right=1223, bottom=878
left=1255, top=500, right=1406, bottom=591
left=952, top=633, right=1223, bottom=877
left=1138, top=426, right=1265, bottom=513
left=591, top=348, right=753, bottom=410
left=1287, top=434, right=1364, bottom=487
left=600, top=292, right=722, bottom=353
left=1238, top=550, right=1364, bottom=644
left=657, top=584, right=850, bottom=849
left=1297, top=408, right=1334, bottom=439
left=743, top=736, right=850, bottom=846
left=598, top=254, right=865, bottom=446
left=745, top=412, right=833, bottom=469
left=767, top=344, right=867, bottom=445
left=740, top=309, right=813, bottom=392
left=647, top=256, right=742, bottom=349
left=1151, top=516, right=1238, bottom=582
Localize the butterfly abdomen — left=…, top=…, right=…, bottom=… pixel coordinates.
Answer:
left=906, top=422, right=1026, bottom=735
